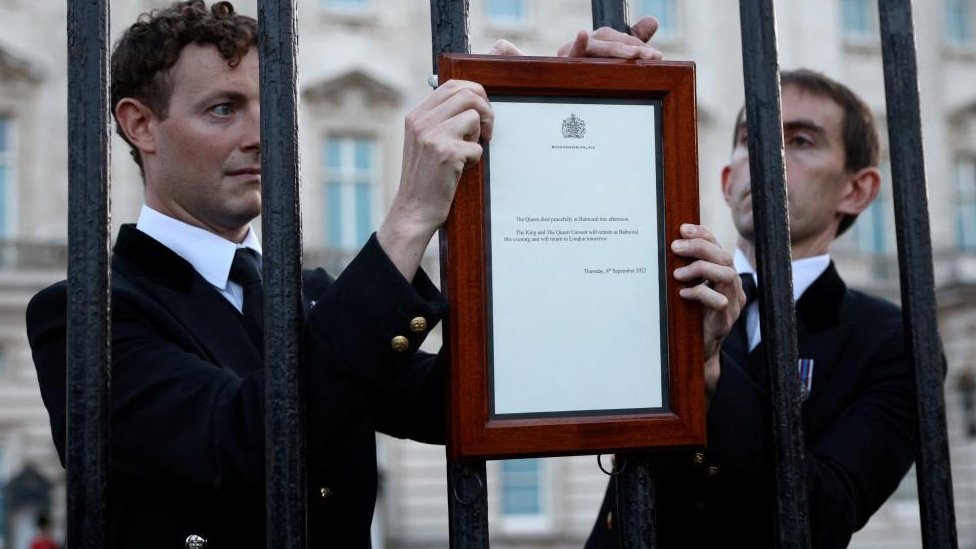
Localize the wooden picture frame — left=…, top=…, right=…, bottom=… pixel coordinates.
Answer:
left=439, top=55, right=703, bottom=460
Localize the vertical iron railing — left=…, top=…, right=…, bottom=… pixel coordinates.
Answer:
left=65, top=0, right=111, bottom=547
left=737, top=0, right=811, bottom=547
left=591, top=0, right=628, bottom=32
left=430, top=0, right=471, bottom=74
left=588, top=5, right=662, bottom=548
left=614, top=454, right=658, bottom=548
left=878, top=1, right=958, bottom=547
left=60, top=1, right=959, bottom=548
left=430, top=2, right=491, bottom=547
left=257, top=0, right=307, bottom=547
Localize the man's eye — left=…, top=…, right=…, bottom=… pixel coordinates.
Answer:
left=788, top=135, right=813, bottom=147
left=211, top=104, right=233, bottom=116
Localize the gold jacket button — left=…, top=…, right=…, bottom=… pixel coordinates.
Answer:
left=605, top=510, right=614, bottom=530
left=705, top=466, right=719, bottom=478
left=320, top=486, right=332, bottom=499
left=409, top=316, right=428, bottom=333
left=391, top=335, right=410, bottom=353
left=690, top=452, right=705, bottom=466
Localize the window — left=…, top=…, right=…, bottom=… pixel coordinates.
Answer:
left=945, top=0, right=973, bottom=45
left=322, top=0, right=367, bottom=11
left=487, top=0, right=526, bottom=26
left=323, top=136, right=377, bottom=249
left=851, top=176, right=893, bottom=255
left=636, top=0, right=678, bottom=38
left=840, top=0, right=876, bottom=39
left=852, top=200, right=887, bottom=254
left=0, top=116, right=10, bottom=237
left=956, top=157, right=976, bottom=251
left=499, top=458, right=547, bottom=528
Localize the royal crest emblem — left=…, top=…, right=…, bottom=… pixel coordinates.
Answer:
left=561, top=113, right=586, bottom=139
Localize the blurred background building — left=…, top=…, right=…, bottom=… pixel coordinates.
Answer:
left=0, top=0, right=974, bottom=547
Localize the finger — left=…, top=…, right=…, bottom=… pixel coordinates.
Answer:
left=587, top=39, right=661, bottom=60
left=415, top=79, right=489, bottom=115
left=678, top=283, right=730, bottom=310
left=566, top=30, right=589, bottom=57
left=591, top=26, right=649, bottom=47
left=421, top=90, right=495, bottom=141
left=671, top=238, right=734, bottom=268
left=459, top=141, right=484, bottom=168
left=680, top=223, right=717, bottom=243
left=589, top=26, right=663, bottom=58
left=629, top=16, right=660, bottom=42
left=431, top=110, right=488, bottom=171
left=585, top=40, right=643, bottom=59
left=434, top=108, right=485, bottom=147
left=440, top=85, right=492, bottom=132
left=429, top=125, right=483, bottom=169
left=479, top=109, right=494, bottom=141
left=414, top=87, right=493, bottom=140
left=637, top=46, right=665, bottom=60
left=488, top=38, right=525, bottom=56
left=673, top=260, right=739, bottom=288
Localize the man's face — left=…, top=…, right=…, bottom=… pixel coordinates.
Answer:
left=142, top=44, right=261, bottom=241
left=721, top=86, right=861, bottom=257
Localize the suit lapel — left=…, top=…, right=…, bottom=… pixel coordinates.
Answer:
left=734, top=263, right=850, bottom=402
left=113, top=225, right=262, bottom=377
left=793, top=263, right=850, bottom=409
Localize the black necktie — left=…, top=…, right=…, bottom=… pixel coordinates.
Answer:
left=229, top=248, right=263, bottom=353
left=740, top=272, right=758, bottom=308
left=726, top=273, right=758, bottom=365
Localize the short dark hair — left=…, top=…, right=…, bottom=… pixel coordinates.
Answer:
left=111, top=1, right=257, bottom=169
left=731, top=69, right=880, bottom=236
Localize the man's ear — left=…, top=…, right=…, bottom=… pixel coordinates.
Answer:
left=115, top=98, right=158, bottom=156
left=837, top=166, right=881, bottom=216
left=720, top=164, right=734, bottom=206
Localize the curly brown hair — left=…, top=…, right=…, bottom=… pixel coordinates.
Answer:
left=111, top=0, right=257, bottom=169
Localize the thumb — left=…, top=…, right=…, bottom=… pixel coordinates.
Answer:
left=559, top=30, right=590, bottom=57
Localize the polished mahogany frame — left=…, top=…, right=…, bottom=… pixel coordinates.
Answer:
left=439, top=55, right=702, bottom=460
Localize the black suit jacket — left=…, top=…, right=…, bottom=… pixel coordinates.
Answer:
left=27, top=225, right=448, bottom=548
left=587, top=263, right=917, bottom=548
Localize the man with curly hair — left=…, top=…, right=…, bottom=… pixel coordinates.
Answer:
left=28, top=2, right=713, bottom=547
left=28, top=2, right=476, bottom=546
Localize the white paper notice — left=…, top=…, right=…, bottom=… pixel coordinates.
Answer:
left=489, top=98, right=664, bottom=416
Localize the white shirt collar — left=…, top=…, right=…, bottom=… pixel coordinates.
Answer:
left=136, top=204, right=262, bottom=290
left=733, top=248, right=830, bottom=301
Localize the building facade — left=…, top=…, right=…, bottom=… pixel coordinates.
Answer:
left=0, top=0, right=974, bottom=547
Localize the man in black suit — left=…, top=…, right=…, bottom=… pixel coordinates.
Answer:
left=29, top=2, right=473, bottom=546
left=587, top=70, right=918, bottom=548
left=30, top=2, right=724, bottom=547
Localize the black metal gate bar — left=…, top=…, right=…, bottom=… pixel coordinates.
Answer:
left=614, top=454, right=658, bottom=548
left=589, top=2, right=657, bottom=547
left=257, top=0, right=307, bottom=547
left=65, top=0, right=111, bottom=546
left=447, top=460, right=490, bottom=548
left=877, top=2, right=958, bottom=547
left=591, top=0, right=628, bottom=32
left=429, top=1, right=486, bottom=547
left=429, top=0, right=471, bottom=74
left=736, top=1, right=810, bottom=547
